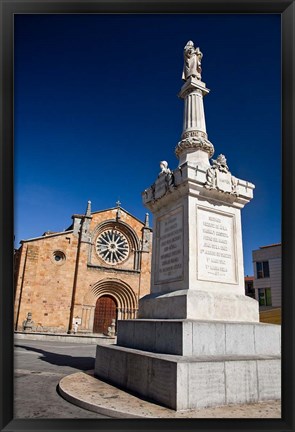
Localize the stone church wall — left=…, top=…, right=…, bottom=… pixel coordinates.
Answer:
left=14, top=207, right=152, bottom=333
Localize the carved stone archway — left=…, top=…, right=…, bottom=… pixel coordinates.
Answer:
left=81, top=279, right=138, bottom=332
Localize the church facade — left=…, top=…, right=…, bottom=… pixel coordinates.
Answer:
left=14, top=202, right=152, bottom=334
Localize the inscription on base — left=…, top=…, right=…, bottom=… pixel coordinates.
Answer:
left=155, top=207, right=183, bottom=283
left=197, top=207, right=237, bottom=283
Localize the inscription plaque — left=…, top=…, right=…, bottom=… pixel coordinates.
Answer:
left=155, top=207, right=183, bottom=283
left=197, top=207, right=237, bottom=283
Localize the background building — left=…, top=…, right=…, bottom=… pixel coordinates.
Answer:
left=252, top=243, right=281, bottom=324
left=14, top=203, right=152, bottom=334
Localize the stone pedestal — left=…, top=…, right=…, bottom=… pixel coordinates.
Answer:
left=95, top=40, right=280, bottom=411
left=95, top=168, right=281, bottom=407
left=140, top=161, right=259, bottom=323
left=95, top=342, right=280, bottom=411
left=95, top=318, right=280, bottom=410
left=116, top=319, right=281, bottom=357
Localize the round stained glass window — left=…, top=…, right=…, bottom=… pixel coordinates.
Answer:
left=96, top=229, right=129, bottom=264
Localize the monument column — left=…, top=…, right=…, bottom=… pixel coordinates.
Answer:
left=139, top=40, right=258, bottom=322
left=176, top=77, right=214, bottom=168
left=95, top=40, right=280, bottom=412
left=176, top=40, right=214, bottom=168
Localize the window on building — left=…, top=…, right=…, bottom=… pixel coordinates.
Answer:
left=245, top=282, right=255, bottom=298
left=52, top=250, right=66, bottom=265
left=256, top=261, right=270, bottom=278
left=258, top=288, right=272, bottom=306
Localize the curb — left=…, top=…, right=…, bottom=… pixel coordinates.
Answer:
left=58, top=373, right=144, bottom=418
left=58, top=371, right=281, bottom=419
left=14, top=332, right=116, bottom=345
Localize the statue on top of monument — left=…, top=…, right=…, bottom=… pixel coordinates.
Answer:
left=182, top=40, right=203, bottom=81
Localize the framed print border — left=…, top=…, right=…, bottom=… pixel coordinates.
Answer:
left=1, top=1, right=294, bottom=431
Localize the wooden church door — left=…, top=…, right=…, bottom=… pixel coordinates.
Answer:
left=93, top=295, right=117, bottom=334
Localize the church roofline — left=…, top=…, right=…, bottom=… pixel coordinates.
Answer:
left=90, top=206, right=147, bottom=226
left=19, top=207, right=151, bottom=244
left=20, top=230, right=74, bottom=244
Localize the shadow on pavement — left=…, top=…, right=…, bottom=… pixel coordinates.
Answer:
left=14, top=344, right=95, bottom=371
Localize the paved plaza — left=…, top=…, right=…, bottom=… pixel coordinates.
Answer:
left=14, top=338, right=280, bottom=419
left=14, top=338, right=110, bottom=418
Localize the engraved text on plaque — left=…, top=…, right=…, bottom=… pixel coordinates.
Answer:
left=156, top=207, right=183, bottom=283
left=197, top=207, right=237, bottom=283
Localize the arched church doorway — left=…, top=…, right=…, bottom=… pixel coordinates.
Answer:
left=93, top=295, right=117, bottom=334
left=81, top=278, right=138, bottom=333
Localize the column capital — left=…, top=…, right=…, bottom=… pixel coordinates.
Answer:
left=178, top=77, right=210, bottom=99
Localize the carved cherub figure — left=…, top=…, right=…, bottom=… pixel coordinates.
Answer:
left=214, top=154, right=229, bottom=173
left=158, top=161, right=175, bottom=192
left=159, top=160, right=171, bottom=175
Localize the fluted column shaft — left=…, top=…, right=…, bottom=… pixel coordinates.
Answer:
left=183, top=89, right=207, bottom=136
left=175, top=77, right=214, bottom=167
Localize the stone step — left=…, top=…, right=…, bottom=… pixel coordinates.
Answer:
left=94, top=344, right=281, bottom=411
left=117, top=319, right=281, bottom=357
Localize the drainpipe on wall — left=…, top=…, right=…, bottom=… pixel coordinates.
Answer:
left=137, top=213, right=152, bottom=317
left=68, top=201, right=92, bottom=334
left=15, top=244, right=29, bottom=331
left=137, top=252, right=142, bottom=318
left=67, top=217, right=83, bottom=334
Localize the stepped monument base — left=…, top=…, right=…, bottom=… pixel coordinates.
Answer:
left=95, top=319, right=280, bottom=410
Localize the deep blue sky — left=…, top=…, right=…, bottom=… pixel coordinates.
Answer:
left=14, top=14, right=281, bottom=276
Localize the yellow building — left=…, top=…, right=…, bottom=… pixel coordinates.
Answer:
left=14, top=202, right=152, bottom=334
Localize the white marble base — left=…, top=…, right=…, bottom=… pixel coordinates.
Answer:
left=138, top=289, right=259, bottom=322
left=94, top=344, right=281, bottom=411
left=117, top=319, right=280, bottom=356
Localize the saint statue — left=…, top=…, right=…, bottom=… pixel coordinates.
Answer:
left=182, top=40, right=203, bottom=81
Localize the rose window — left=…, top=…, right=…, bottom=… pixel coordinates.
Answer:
left=96, top=229, right=129, bottom=264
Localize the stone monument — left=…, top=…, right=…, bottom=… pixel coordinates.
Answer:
left=95, top=40, right=281, bottom=411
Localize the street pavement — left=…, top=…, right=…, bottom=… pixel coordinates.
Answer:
left=14, top=339, right=111, bottom=418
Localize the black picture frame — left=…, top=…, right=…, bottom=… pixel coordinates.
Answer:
left=1, top=1, right=294, bottom=431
